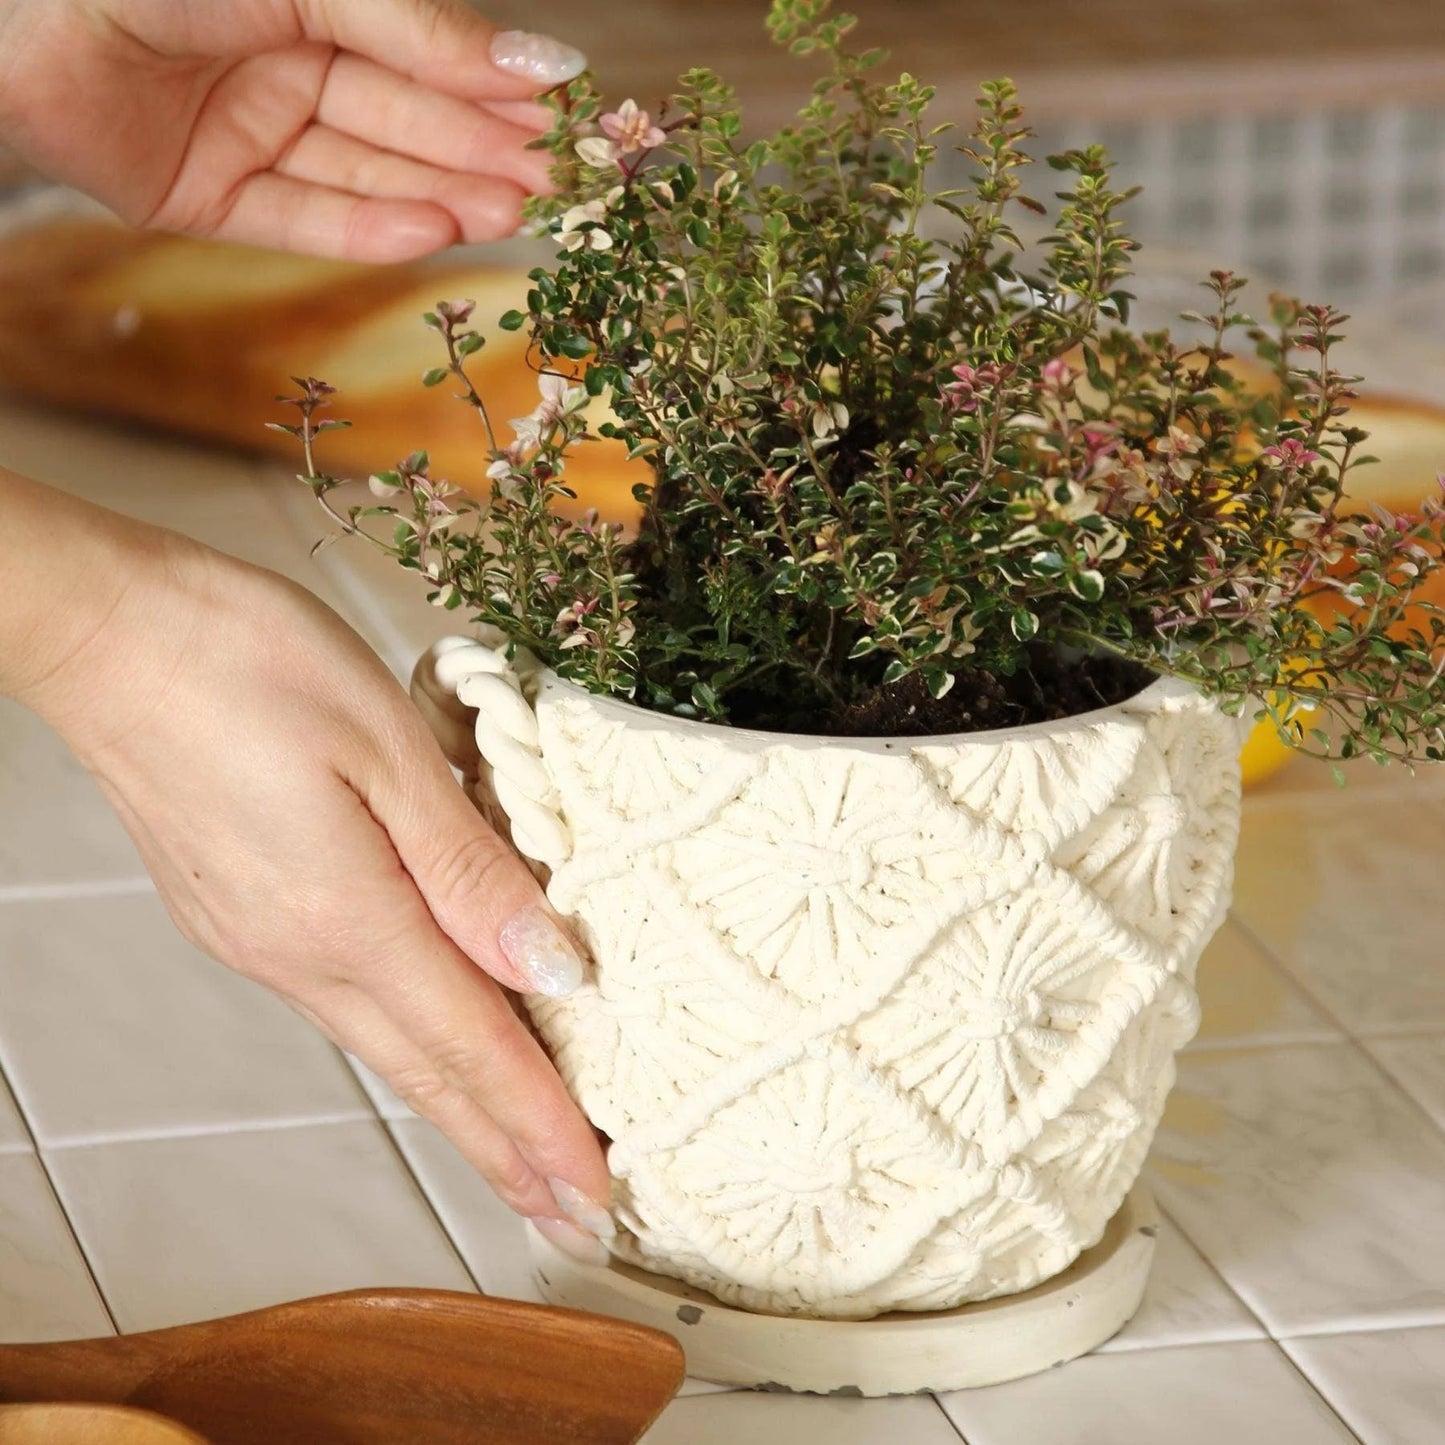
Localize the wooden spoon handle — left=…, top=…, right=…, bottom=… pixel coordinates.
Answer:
left=0, top=1290, right=684, bottom=1445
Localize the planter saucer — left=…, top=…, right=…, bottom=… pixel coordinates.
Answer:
left=527, top=1186, right=1158, bottom=1396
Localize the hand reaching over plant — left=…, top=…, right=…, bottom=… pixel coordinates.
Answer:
left=0, top=0, right=587, bottom=259
left=0, top=469, right=614, bottom=1263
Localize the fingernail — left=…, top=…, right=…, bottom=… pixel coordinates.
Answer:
left=549, top=1177, right=616, bottom=1241
left=491, top=30, right=588, bottom=86
left=499, top=906, right=584, bottom=997
left=532, top=1214, right=610, bottom=1266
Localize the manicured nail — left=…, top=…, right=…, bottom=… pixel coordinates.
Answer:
left=491, top=30, right=588, bottom=86
left=532, top=1214, right=610, bottom=1266
left=499, top=906, right=584, bottom=997
left=549, top=1177, right=616, bottom=1241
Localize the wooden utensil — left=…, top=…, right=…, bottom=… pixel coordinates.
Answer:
left=0, top=1403, right=210, bottom=1444
left=0, top=1289, right=685, bottom=1445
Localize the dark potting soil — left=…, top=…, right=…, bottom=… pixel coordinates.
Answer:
left=821, top=651, right=1155, bottom=738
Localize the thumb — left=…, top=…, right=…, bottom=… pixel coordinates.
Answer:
left=298, top=0, right=589, bottom=100
left=372, top=724, right=587, bottom=999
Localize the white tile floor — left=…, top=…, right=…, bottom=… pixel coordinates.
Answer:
left=2, top=396, right=1444, bottom=1440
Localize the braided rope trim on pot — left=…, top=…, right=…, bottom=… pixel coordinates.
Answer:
left=411, top=633, right=571, bottom=868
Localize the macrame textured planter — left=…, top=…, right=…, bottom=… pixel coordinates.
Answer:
left=415, top=633, right=1242, bottom=1323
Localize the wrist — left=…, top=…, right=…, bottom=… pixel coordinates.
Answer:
left=0, top=469, right=186, bottom=728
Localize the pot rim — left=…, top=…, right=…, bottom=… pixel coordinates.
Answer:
left=532, top=668, right=1201, bottom=756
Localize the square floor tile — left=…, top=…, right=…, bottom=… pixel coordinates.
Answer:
left=1286, top=1327, right=1445, bottom=1445
left=1231, top=793, right=1445, bottom=1034
left=388, top=1117, right=538, bottom=1303
left=0, top=1072, right=29, bottom=1153
left=1152, top=1042, right=1445, bottom=1335
left=1095, top=1207, right=1263, bottom=1351
left=0, top=893, right=370, bottom=1145
left=0, top=700, right=146, bottom=887
left=45, top=1121, right=474, bottom=1332
left=1190, top=918, right=1342, bottom=1050
left=939, top=1341, right=1353, bottom=1444
left=1366, top=1035, right=1445, bottom=1132
left=644, top=1392, right=962, bottom=1444
left=0, top=1152, right=113, bottom=1342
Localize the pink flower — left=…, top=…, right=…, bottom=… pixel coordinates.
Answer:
left=1261, top=438, right=1322, bottom=470
left=599, top=99, right=666, bottom=156
left=1041, top=357, right=1075, bottom=391
left=1153, top=425, right=1203, bottom=482
left=941, top=361, right=1000, bottom=414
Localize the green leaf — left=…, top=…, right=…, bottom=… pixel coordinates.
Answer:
left=421, top=368, right=449, bottom=388
left=498, top=309, right=527, bottom=332
left=1010, top=610, right=1040, bottom=641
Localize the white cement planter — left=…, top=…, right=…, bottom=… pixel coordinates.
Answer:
left=414, top=632, right=1241, bottom=1355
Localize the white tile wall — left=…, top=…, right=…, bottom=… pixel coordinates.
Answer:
left=44, top=1122, right=474, bottom=1333
left=0, top=1072, right=29, bottom=1153
left=1, top=393, right=1442, bottom=1437
left=1285, top=1328, right=1445, bottom=1445
left=1189, top=918, right=1343, bottom=1052
left=1152, top=1042, right=1445, bottom=1336
left=0, top=1152, right=113, bottom=1342
left=0, top=701, right=147, bottom=888
left=938, top=1341, right=1358, bottom=1445
left=1230, top=796, right=1445, bottom=1036
left=0, top=893, right=371, bottom=1145
left=643, top=1393, right=963, bottom=1444
left=1093, top=1208, right=1265, bottom=1352
left=1365, top=1035, right=1445, bottom=1133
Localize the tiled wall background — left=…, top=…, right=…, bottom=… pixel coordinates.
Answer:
left=928, top=104, right=1445, bottom=328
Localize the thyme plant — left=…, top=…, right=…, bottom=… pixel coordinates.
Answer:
left=283, top=0, right=1444, bottom=764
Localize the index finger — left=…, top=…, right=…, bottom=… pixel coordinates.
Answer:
left=298, top=0, right=588, bottom=100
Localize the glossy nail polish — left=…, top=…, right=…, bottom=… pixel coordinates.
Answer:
left=499, top=907, right=585, bottom=997
left=549, top=1177, right=617, bottom=1241
left=491, top=30, right=588, bottom=86
left=531, top=1214, right=610, bottom=1266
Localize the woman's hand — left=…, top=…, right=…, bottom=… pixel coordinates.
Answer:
left=0, top=0, right=586, bottom=260
left=10, top=485, right=612, bottom=1262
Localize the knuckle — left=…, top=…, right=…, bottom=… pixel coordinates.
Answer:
left=392, top=1069, right=454, bottom=1120
left=486, top=1148, right=542, bottom=1207
left=427, top=829, right=515, bottom=910
left=430, top=1038, right=492, bottom=1099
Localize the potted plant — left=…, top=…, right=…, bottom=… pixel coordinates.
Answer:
left=278, top=0, right=1444, bottom=1393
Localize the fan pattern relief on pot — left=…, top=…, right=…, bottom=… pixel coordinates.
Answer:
left=509, top=676, right=1241, bottom=1320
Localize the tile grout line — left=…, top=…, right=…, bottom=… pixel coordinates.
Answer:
left=35, top=1107, right=382, bottom=1153
left=1228, top=912, right=1445, bottom=1151
left=0, top=878, right=155, bottom=905
left=373, top=1114, right=485, bottom=1296
left=1273, top=1339, right=1367, bottom=1445
left=928, top=1391, right=970, bottom=1442
left=1276, top=1316, right=1445, bottom=1344
left=328, top=1040, right=487, bottom=1297
left=1149, top=1195, right=1274, bottom=1343
left=0, top=1054, right=119, bottom=1335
